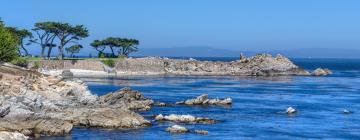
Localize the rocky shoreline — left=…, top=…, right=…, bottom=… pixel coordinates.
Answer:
left=27, top=54, right=331, bottom=77
left=0, top=54, right=332, bottom=139
left=0, top=63, right=152, bottom=139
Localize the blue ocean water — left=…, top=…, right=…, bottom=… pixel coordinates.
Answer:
left=39, top=58, right=360, bottom=140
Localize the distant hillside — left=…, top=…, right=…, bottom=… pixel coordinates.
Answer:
left=267, top=48, right=360, bottom=59
left=132, top=47, right=360, bottom=58
left=132, top=46, right=246, bottom=57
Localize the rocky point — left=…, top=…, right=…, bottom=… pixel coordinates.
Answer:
left=0, top=63, right=152, bottom=137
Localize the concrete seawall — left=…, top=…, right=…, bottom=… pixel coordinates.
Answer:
left=28, top=60, right=105, bottom=71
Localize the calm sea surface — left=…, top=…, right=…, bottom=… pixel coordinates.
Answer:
left=39, top=58, right=360, bottom=140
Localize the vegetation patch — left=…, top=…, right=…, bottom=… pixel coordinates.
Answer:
left=0, top=23, right=18, bottom=62
left=10, top=57, right=28, bottom=67
left=32, top=61, right=40, bottom=69
left=101, top=59, right=115, bottom=68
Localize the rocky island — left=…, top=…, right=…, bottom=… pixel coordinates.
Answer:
left=28, top=54, right=321, bottom=77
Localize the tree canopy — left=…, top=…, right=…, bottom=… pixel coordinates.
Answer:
left=65, top=44, right=83, bottom=58
left=0, top=24, right=18, bottom=62
left=32, top=22, right=58, bottom=59
left=6, top=27, right=33, bottom=56
left=90, top=37, right=139, bottom=58
left=1, top=18, right=139, bottom=60
left=53, top=22, right=88, bottom=60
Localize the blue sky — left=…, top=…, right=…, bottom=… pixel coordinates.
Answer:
left=1, top=0, right=360, bottom=55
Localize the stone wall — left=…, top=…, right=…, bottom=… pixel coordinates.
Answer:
left=115, top=58, right=165, bottom=73
left=28, top=58, right=166, bottom=72
left=28, top=60, right=105, bottom=71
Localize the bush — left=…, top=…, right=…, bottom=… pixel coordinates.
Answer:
left=98, top=52, right=105, bottom=58
left=101, top=59, right=115, bottom=67
left=32, top=61, right=40, bottom=69
left=0, top=25, right=18, bottom=62
left=10, top=57, right=28, bottom=67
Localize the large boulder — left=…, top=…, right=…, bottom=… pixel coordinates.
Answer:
left=166, top=125, right=189, bottom=133
left=99, top=87, right=153, bottom=111
left=155, top=114, right=216, bottom=124
left=176, top=94, right=232, bottom=105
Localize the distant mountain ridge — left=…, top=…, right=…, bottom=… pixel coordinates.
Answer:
left=132, top=47, right=360, bottom=58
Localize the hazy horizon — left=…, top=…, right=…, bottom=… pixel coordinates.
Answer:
left=1, top=0, right=360, bottom=57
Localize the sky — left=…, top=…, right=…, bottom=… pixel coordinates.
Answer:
left=1, top=0, right=360, bottom=56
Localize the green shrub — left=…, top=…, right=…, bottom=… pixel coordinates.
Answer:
left=101, top=59, right=115, bottom=67
left=33, top=61, right=40, bottom=69
left=98, top=52, right=105, bottom=58
left=0, top=25, right=18, bottom=62
left=10, top=57, right=28, bottom=67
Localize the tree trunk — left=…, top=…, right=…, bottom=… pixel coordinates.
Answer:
left=110, top=46, right=115, bottom=57
left=40, top=46, right=46, bottom=59
left=21, top=44, right=29, bottom=56
left=122, top=47, right=126, bottom=56
left=58, top=42, right=65, bottom=60
left=47, top=46, right=53, bottom=60
left=17, top=49, right=21, bottom=56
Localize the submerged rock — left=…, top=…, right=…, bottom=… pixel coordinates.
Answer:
left=312, top=68, right=332, bottom=76
left=195, top=130, right=209, bottom=135
left=154, top=102, right=166, bottom=107
left=0, top=131, right=28, bottom=140
left=286, top=107, right=296, bottom=114
left=155, top=114, right=216, bottom=124
left=343, top=109, right=353, bottom=114
left=176, top=94, right=232, bottom=105
left=166, top=125, right=189, bottom=133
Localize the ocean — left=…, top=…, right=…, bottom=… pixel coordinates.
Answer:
left=38, top=58, right=360, bottom=140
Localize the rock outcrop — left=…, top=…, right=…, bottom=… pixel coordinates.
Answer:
left=176, top=94, right=232, bottom=105
left=154, top=102, right=167, bottom=107
left=0, top=63, right=151, bottom=137
left=99, top=87, right=153, bottom=111
left=343, top=109, right=353, bottom=114
left=0, top=131, right=28, bottom=140
left=164, top=54, right=310, bottom=76
left=155, top=114, right=216, bottom=124
left=312, top=68, right=332, bottom=76
left=29, top=54, right=312, bottom=76
left=286, top=107, right=296, bottom=114
left=166, top=125, right=189, bottom=133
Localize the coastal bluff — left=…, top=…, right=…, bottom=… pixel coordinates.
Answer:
left=28, top=54, right=311, bottom=77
